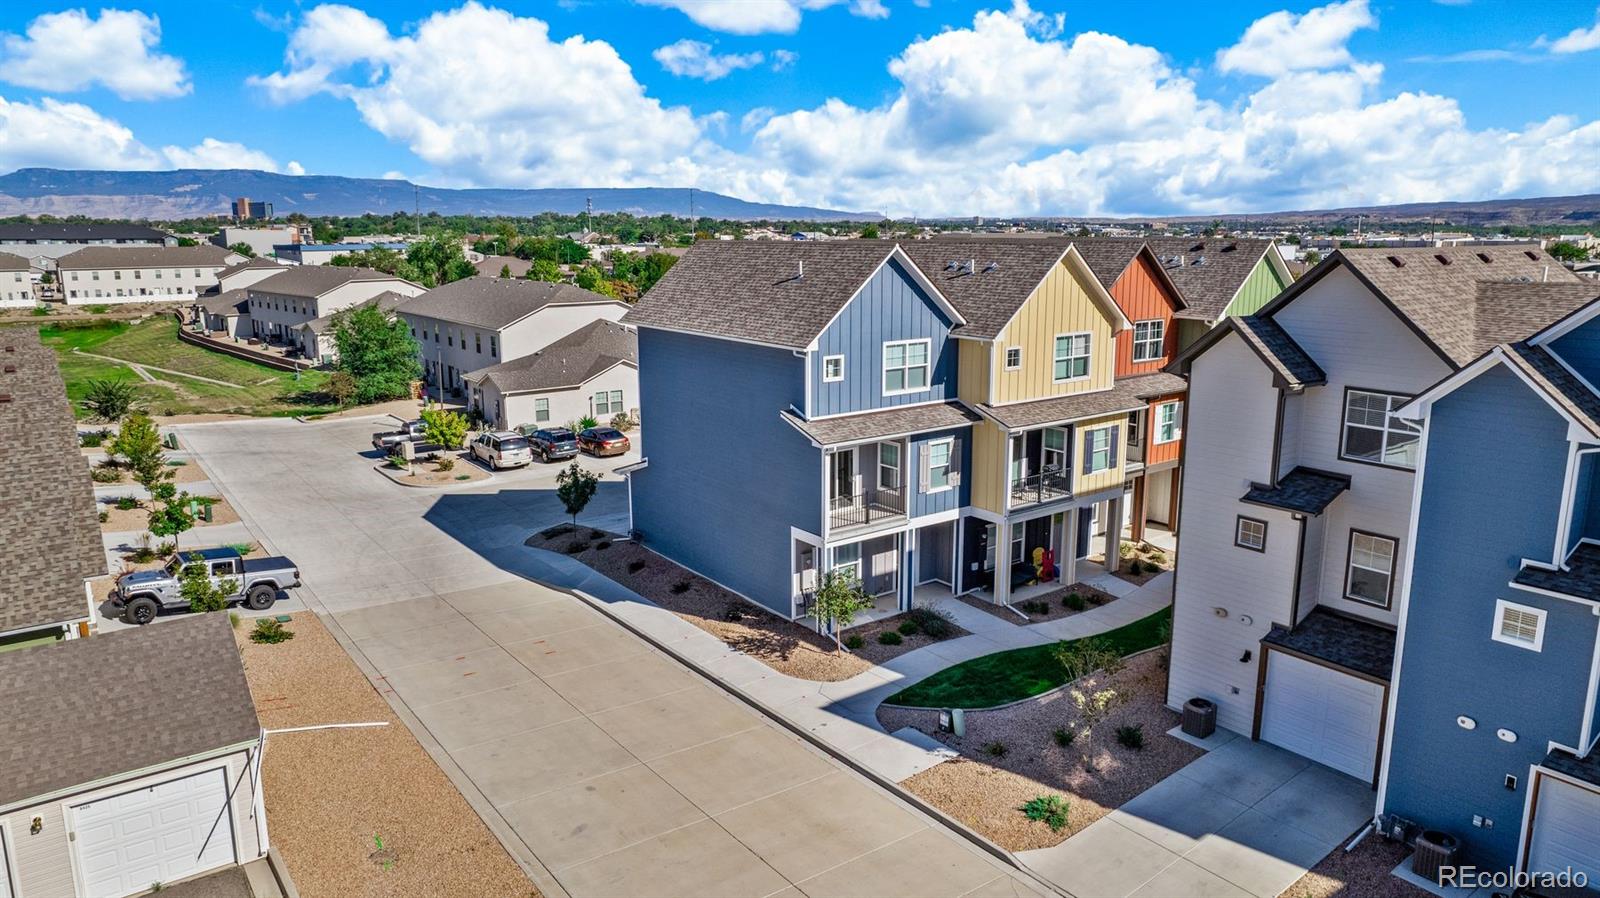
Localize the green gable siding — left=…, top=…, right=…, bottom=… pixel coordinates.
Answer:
left=1223, top=255, right=1289, bottom=317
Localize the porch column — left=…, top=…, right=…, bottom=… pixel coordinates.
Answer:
left=995, top=525, right=1012, bottom=606
left=1103, top=497, right=1122, bottom=573
left=901, top=530, right=914, bottom=611
left=1131, top=475, right=1148, bottom=543
left=1059, top=511, right=1078, bottom=586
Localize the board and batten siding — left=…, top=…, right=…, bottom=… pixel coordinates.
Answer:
left=1145, top=395, right=1184, bottom=467
left=908, top=427, right=973, bottom=518
left=1221, top=253, right=1289, bottom=317
left=1551, top=315, right=1600, bottom=385
left=808, top=258, right=957, bottom=418
left=1112, top=253, right=1183, bottom=378
left=968, top=420, right=1009, bottom=514
left=1272, top=264, right=1452, bottom=624
left=1166, top=332, right=1296, bottom=734
left=957, top=339, right=991, bottom=406
left=1383, top=364, right=1593, bottom=872
left=1073, top=413, right=1132, bottom=497
left=990, top=261, right=1119, bottom=405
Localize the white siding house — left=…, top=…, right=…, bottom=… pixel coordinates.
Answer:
left=0, top=252, right=32, bottom=307
left=245, top=267, right=424, bottom=362
left=58, top=245, right=242, bottom=304
left=464, top=319, right=638, bottom=430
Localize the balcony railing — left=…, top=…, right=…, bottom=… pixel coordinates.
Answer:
left=1010, top=469, right=1073, bottom=507
left=1125, top=439, right=1146, bottom=469
left=829, top=485, right=907, bottom=531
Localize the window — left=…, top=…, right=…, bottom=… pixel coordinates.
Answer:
left=475, top=332, right=482, bottom=353
left=925, top=438, right=953, bottom=492
left=1155, top=401, right=1183, bottom=444
left=878, top=442, right=900, bottom=490
left=154, top=269, right=162, bottom=279
left=1235, top=516, right=1267, bottom=552
left=447, top=329, right=454, bottom=347
left=1492, top=599, right=1546, bottom=651
left=1341, top=389, right=1421, bottom=469
left=1042, top=427, right=1066, bottom=472
left=832, top=542, right=862, bottom=581
left=882, top=340, right=930, bottom=394
left=1053, top=333, right=1091, bottom=382
left=1083, top=426, right=1116, bottom=474
left=823, top=354, right=845, bottom=383
left=133, top=270, right=140, bottom=279
left=1004, top=347, right=1022, bottom=370
left=594, top=390, right=624, bottom=416
left=1132, top=320, right=1165, bottom=362
left=1010, top=522, right=1025, bottom=564
left=194, top=268, right=202, bottom=277
left=1345, top=531, right=1397, bottom=607
left=490, top=334, right=498, bottom=357
left=535, top=398, right=550, bottom=422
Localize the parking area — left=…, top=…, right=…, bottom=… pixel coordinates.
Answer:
left=174, top=415, right=1050, bottom=898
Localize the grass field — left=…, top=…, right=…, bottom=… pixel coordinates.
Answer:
left=884, top=607, right=1172, bottom=709
left=29, top=317, right=337, bottom=419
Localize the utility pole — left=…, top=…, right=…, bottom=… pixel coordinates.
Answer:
left=585, top=196, right=592, bottom=237
left=689, top=188, right=696, bottom=226
left=414, top=185, right=420, bottom=239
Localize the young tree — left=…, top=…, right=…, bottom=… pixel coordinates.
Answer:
left=555, top=461, right=599, bottom=526
left=332, top=304, right=423, bottom=404
left=1547, top=241, right=1590, bottom=263
left=420, top=407, right=469, bottom=449
left=498, top=263, right=512, bottom=278
left=84, top=378, right=138, bottom=422
left=111, top=412, right=167, bottom=487
left=405, top=238, right=476, bottom=287
left=228, top=242, right=256, bottom=258
left=325, top=370, right=357, bottom=407
left=526, top=259, right=563, bottom=282
left=859, top=223, right=880, bottom=239
left=179, top=553, right=237, bottom=614
left=809, top=570, right=871, bottom=653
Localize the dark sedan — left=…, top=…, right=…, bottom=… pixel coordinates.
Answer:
left=522, top=426, right=580, bottom=462
left=578, top=427, right=631, bottom=457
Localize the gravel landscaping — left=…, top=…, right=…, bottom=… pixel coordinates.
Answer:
left=955, top=582, right=1119, bottom=625
left=375, top=452, right=492, bottom=487
left=98, top=495, right=240, bottom=534
left=1089, top=540, right=1173, bottom=587
left=526, top=526, right=969, bottom=680
left=236, top=612, right=539, bottom=898
left=1284, top=833, right=1428, bottom=898
left=879, top=651, right=1200, bottom=851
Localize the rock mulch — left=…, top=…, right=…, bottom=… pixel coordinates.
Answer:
left=955, top=582, right=1119, bottom=626
left=526, top=527, right=968, bottom=681
left=1090, top=540, right=1174, bottom=587
left=236, top=613, right=539, bottom=898
left=375, top=452, right=491, bottom=487
left=1284, top=833, right=1428, bottom=898
left=879, top=651, right=1200, bottom=851
left=98, top=496, right=241, bottom=536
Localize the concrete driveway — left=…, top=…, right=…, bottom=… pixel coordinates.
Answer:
left=175, top=415, right=1049, bottom=898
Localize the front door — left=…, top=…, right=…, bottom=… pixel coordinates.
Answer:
left=830, top=450, right=856, bottom=505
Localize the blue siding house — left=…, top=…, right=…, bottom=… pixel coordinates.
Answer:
left=1381, top=283, right=1600, bottom=882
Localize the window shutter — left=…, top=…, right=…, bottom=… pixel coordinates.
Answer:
left=919, top=444, right=930, bottom=492
left=1109, top=425, right=1120, bottom=467
left=950, top=437, right=963, bottom=486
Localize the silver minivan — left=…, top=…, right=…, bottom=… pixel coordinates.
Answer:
left=469, top=431, right=534, bottom=469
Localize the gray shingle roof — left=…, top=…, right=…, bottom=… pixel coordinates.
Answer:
left=1475, top=281, right=1600, bottom=353
left=977, top=372, right=1186, bottom=431
left=465, top=320, right=636, bottom=394
left=0, top=614, right=260, bottom=806
left=1064, top=239, right=1145, bottom=291
left=0, top=223, right=169, bottom=242
left=397, top=277, right=618, bottom=331
left=0, top=250, right=29, bottom=271
left=1263, top=607, right=1395, bottom=681
left=1542, top=745, right=1600, bottom=789
left=197, top=288, right=249, bottom=317
left=897, top=241, right=1073, bottom=339
left=473, top=255, right=533, bottom=278
left=250, top=265, right=413, bottom=299
left=217, top=256, right=284, bottom=279
left=782, top=400, right=982, bottom=446
left=1241, top=466, right=1351, bottom=516
left=56, top=244, right=236, bottom=270
left=302, top=290, right=411, bottom=335
left=1513, top=542, right=1600, bottom=601
left=0, top=328, right=106, bottom=634
left=1147, top=237, right=1279, bottom=322
left=1503, top=342, right=1600, bottom=438
left=1234, top=316, right=1327, bottom=390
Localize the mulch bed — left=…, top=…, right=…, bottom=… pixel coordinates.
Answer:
left=375, top=452, right=491, bottom=487
left=954, top=582, right=1118, bottom=625
left=1284, top=833, right=1427, bottom=898
left=98, top=496, right=241, bottom=535
left=878, top=651, right=1200, bottom=851
left=526, top=526, right=968, bottom=681
left=1090, top=540, right=1174, bottom=587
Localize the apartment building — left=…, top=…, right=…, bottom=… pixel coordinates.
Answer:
left=1146, top=237, right=1293, bottom=349
left=0, top=251, right=33, bottom=307
left=59, top=245, right=243, bottom=304
left=246, top=266, right=424, bottom=362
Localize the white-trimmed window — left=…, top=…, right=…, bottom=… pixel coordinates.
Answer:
left=882, top=339, right=931, bottom=394
left=534, top=398, right=550, bottom=423
left=1235, top=516, right=1267, bottom=552
left=925, top=438, right=953, bottom=492
left=1004, top=347, right=1022, bottom=370
left=1083, top=426, right=1115, bottom=474
left=593, top=390, right=624, bottom=416
left=1345, top=530, right=1397, bottom=607
left=878, top=442, right=901, bottom=490
left=1492, top=599, right=1546, bottom=651
left=1010, top=522, right=1025, bottom=564
left=823, top=354, right=845, bottom=383
left=1155, top=401, right=1183, bottom=444
left=1341, top=389, right=1421, bottom=469
left=1132, top=320, right=1165, bottom=362
left=832, top=542, right=862, bottom=582
left=1053, top=333, right=1091, bottom=383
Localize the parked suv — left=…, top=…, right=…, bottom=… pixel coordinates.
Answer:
left=469, top=431, right=534, bottom=469
left=578, top=427, right=631, bottom=457
left=522, top=427, right=580, bottom=462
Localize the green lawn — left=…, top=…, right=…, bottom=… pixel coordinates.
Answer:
left=884, top=606, right=1172, bottom=709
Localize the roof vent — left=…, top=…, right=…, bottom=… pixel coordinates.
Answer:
left=1524, top=250, right=1539, bottom=261
left=945, top=260, right=960, bottom=271
left=1434, top=254, right=1451, bottom=265
left=0, top=394, right=10, bottom=403
left=1221, top=243, right=1237, bottom=252
left=1387, top=255, right=1406, bottom=268
left=1, top=364, right=13, bottom=373
left=1192, top=255, right=1206, bottom=266
left=796, top=260, right=804, bottom=279
left=982, top=261, right=999, bottom=273
left=1476, top=252, right=1492, bottom=264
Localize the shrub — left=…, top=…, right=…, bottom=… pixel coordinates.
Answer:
left=250, top=618, right=295, bottom=644
left=609, top=411, right=635, bottom=431
left=578, top=415, right=599, bottom=430
left=670, top=578, right=692, bottom=594
left=897, top=619, right=920, bottom=636
left=454, top=474, right=470, bottom=481
left=844, top=634, right=865, bottom=650
left=1118, top=540, right=1135, bottom=559
left=1020, top=795, right=1070, bottom=832
left=1087, top=590, right=1110, bottom=606
left=627, top=559, right=647, bottom=573
left=1052, top=727, right=1075, bottom=747
left=905, top=605, right=957, bottom=640
left=434, top=456, right=456, bottom=472
left=91, top=465, right=123, bottom=483
left=877, top=630, right=903, bottom=646
left=589, top=529, right=606, bottom=540
left=722, top=606, right=745, bottom=622
left=115, top=496, right=139, bottom=511
left=79, top=430, right=107, bottom=447
left=1115, top=724, right=1145, bottom=750
left=30, top=304, right=50, bottom=316
left=1053, top=637, right=1123, bottom=682
left=982, top=741, right=1007, bottom=757
left=84, top=379, right=138, bottom=422
left=98, top=510, right=109, bottom=523
left=87, top=304, right=111, bottom=315
left=228, top=542, right=256, bottom=557
left=1064, top=592, right=1086, bottom=611
left=563, top=541, right=588, bottom=554
left=596, top=539, right=612, bottom=550
left=155, top=540, right=175, bottom=555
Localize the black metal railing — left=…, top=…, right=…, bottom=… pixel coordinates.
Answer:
left=829, top=485, right=907, bottom=530
left=1010, top=469, right=1073, bottom=506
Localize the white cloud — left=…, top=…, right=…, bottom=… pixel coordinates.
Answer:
left=1542, top=7, right=1600, bottom=53
left=634, top=0, right=886, bottom=35
left=653, top=40, right=765, bottom=80
left=770, top=49, right=799, bottom=71
left=1217, top=0, right=1374, bottom=77
left=0, top=94, right=160, bottom=170
left=0, top=9, right=189, bottom=100
left=286, top=160, right=306, bottom=175
left=161, top=138, right=287, bottom=171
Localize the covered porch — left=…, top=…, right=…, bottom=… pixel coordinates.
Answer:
left=963, top=494, right=1126, bottom=606
left=794, top=517, right=960, bottom=628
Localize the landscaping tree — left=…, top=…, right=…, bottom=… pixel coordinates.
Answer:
left=332, top=304, right=423, bottom=404
left=84, top=378, right=138, bottom=422
left=146, top=483, right=196, bottom=550
left=420, top=407, right=469, bottom=449
left=325, top=370, right=358, bottom=407
left=526, top=259, right=563, bottom=282
left=573, top=264, right=615, bottom=296
left=555, top=461, right=599, bottom=526
left=1068, top=686, right=1125, bottom=771
left=228, top=242, right=256, bottom=258
left=499, top=263, right=512, bottom=278
left=179, top=552, right=236, bottom=614
left=405, top=238, right=477, bottom=287
left=860, top=223, right=880, bottom=239
left=809, top=570, right=872, bottom=654
left=111, top=412, right=167, bottom=486
left=1548, top=241, right=1591, bottom=263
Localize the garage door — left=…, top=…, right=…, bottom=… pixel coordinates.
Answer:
left=1528, top=776, right=1600, bottom=882
left=1259, top=650, right=1385, bottom=781
left=72, top=767, right=236, bottom=898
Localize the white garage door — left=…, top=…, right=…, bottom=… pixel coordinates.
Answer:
left=1260, top=650, right=1385, bottom=781
left=1528, top=776, right=1600, bottom=882
left=72, top=768, right=236, bottom=898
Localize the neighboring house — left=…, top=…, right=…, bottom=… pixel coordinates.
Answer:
left=474, top=254, right=533, bottom=278
left=1164, top=245, right=1583, bottom=789
left=246, top=266, right=424, bottom=362
left=58, top=245, right=243, bottom=304
left=1376, top=281, right=1600, bottom=877
left=395, top=277, right=628, bottom=399
left=1147, top=237, right=1293, bottom=349
left=209, top=225, right=302, bottom=257
left=215, top=256, right=289, bottom=293
left=296, top=290, right=412, bottom=364
left=195, top=289, right=251, bottom=339
left=0, top=223, right=173, bottom=268
left=0, top=251, right=31, bottom=307
left=274, top=242, right=407, bottom=266
left=0, top=329, right=107, bottom=652
left=0, top=615, right=269, bottom=897
left=464, top=319, right=638, bottom=430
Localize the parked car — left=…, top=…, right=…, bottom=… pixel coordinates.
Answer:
left=521, top=427, right=580, bottom=462
left=469, top=431, right=534, bottom=469
left=578, top=427, right=631, bottom=457
left=371, top=419, right=427, bottom=450
left=109, top=546, right=301, bottom=625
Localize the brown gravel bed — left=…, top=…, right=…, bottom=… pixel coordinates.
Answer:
left=375, top=452, right=492, bottom=487
left=1089, top=541, right=1173, bottom=587
left=236, top=613, right=538, bottom=898
left=879, top=652, right=1200, bottom=851
left=1284, top=834, right=1426, bottom=898
left=98, top=497, right=241, bottom=534
left=954, top=582, right=1117, bottom=625
left=527, top=527, right=967, bottom=680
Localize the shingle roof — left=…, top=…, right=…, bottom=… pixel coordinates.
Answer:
left=57, top=244, right=236, bottom=270
left=474, top=255, right=533, bottom=278
left=898, top=241, right=1073, bottom=339
left=1513, top=543, right=1600, bottom=600
left=1475, top=282, right=1600, bottom=354
left=302, top=290, right=411, bottom=335
left=1503, top=342, right=1600, bottom=438
left=250, top=265, right=412, bottom=299
left=624, top=240, right=908, bottom=349
left=1543, top=745, right=1600, bottom=788
left=0, top=329, right=106, bottom=634
left=0, top=250, right=29, bottom=271
left=217, top=256, right=283, bottom=279
left=465, top=320, right=637, bottom=394
left=977, top=372, right=1186, bottom=431
left=1146, top=237, right=1278, bottom=322
left=0, top=614, right=260, bottom=806
left=1263, top=607, right=1396, bottom=681
left=0, top=223, right=169, bottom=242
left=1234, top=315, right=1327, bottom=389
left=1241, top=466, right=1351, bottom=516
left=197, top=288, right=249, bottom=317
left=781, top=400, right=982, bottom=446
left=397, top=277, right=617, bottom=331
left=1065, top=239, right=1145, bottom=291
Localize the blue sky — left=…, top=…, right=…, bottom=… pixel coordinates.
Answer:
left=0, top=0, right=1597, bottom=216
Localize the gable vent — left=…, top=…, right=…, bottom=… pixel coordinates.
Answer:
left=1386, top=255, right=1406, bottom=268
left=1434, top=254, right=1452, bottom=265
